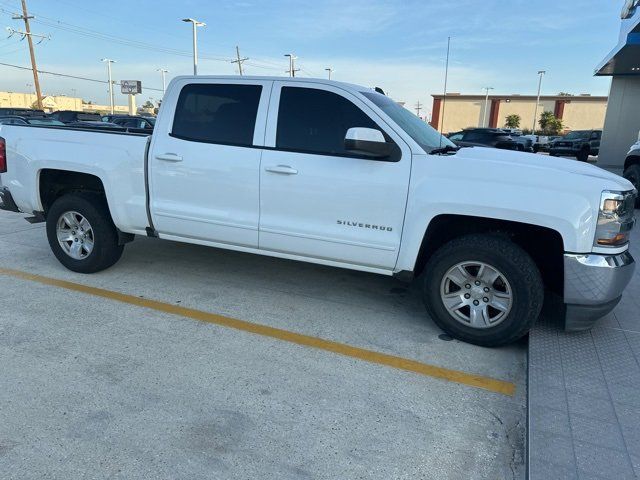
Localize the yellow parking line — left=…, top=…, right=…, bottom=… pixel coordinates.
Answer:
left=0, top=267, right=516, bottom=396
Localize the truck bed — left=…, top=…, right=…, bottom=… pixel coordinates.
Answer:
left=0, top=123, right=151, bottom=234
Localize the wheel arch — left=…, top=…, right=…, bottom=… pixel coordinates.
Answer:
left=624, top=154, right=640, bottom=171
left=413, top=214, right=565, bottom=295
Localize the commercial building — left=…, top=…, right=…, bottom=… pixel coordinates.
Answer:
left=429, top=93, right=607, bottom=134
left=0, top=91, right=128, bottom=114
left=595, top=0, right=640, bottom=175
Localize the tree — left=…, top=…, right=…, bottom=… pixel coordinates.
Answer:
left=557, top=92, right=573, bottom=97
left=538, top=111, right=563, bottom=135
left=143, top=100, right=154, bottom=109
left=505, top=114, right=521, bottom=128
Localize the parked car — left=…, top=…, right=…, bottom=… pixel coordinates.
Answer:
left=0, top=116, right=64, bottom=126
left=448, top=128, right=520, bottom=151
left=523, top=134, right=550, bottom=153
left=49, top=111, right=102, bottom=124
left=549, top=130, right=602, bottom=161
left=507, top=131, right=534, bottom=152
left=624, top=135, right=640, bottom=207
left=0, top=76, right=636, bottom=347
left=66, top=121, right=123, bottom=129
left=110, top=116, right=155, bottom=130
left=0, top=108, right=46, bottom=117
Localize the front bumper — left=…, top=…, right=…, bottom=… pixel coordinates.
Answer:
left=549, top=147, right=578, bottom=156
left=0, top=187, right=19, bottom=213
left=563, top=251, right=635, bottom=331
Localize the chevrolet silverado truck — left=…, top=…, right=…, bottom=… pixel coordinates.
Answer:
left=0, top=76, right=636, bottom=346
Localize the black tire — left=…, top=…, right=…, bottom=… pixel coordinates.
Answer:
left=576, top=147, right=589, bottom=162
left=46, top=193, right=124, bottom=273
left=422, top=234, right=544, bottom=347
left=623, top=164, right=640, bottom=208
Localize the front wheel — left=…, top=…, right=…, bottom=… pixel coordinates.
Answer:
left=422, top=234, right=544, bottom=347
left=46, top=193, right=124, bottom=273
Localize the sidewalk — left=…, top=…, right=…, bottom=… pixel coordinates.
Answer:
left=528, top=222, right=640, bottom=479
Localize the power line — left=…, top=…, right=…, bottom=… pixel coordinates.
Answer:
left=0, top=61, right=164, bottom=92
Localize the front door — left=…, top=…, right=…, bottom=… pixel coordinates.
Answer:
left=259, top=82, right=411, bottom=270
left=149, top=79, right=270, bottom=248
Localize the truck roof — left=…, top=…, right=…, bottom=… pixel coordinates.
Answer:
left=170, top=75, right=372, bottom=93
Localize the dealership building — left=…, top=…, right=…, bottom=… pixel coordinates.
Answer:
left=429, top=93, right=607, bottom=134
left=595, top=1, right=640, bottom=175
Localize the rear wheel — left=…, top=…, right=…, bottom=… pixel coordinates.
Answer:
left=46, top=193, right=124, bottom=273
left=576, top=146, right=589, bottom=162
left=624, top=163, right=640, bottom=208
left=422, top=234, right=544, bottom=347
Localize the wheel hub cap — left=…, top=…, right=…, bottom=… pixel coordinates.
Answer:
left=439, top=261, right=513, bottom=329
left=56, top=211, right=94, bottom=260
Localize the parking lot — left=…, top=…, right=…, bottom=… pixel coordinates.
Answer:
left=0, top=210, right=526, bottom=479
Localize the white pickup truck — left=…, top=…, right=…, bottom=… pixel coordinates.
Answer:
left=0, top=76, right=636, bottom=346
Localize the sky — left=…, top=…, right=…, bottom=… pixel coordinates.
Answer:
left=0, top=0, right=627, bottom=116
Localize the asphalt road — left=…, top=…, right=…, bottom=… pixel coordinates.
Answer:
left=0, top=210, right=526, bottom=480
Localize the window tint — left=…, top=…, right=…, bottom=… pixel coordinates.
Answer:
left=172, top=83, right=262, bottom=146
left=464, top=132, right=488, bottom=142
left=276, top=87, right=379, bottom=156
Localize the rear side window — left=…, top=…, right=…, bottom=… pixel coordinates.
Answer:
left=276, top=87, right=378, bottom=156
left=172, top=83, right=262, bottom=146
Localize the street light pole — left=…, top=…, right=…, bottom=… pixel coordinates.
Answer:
left=532, top=70, right=546, bottom=132
left=482, top=87, right=494, bottom=127
left=284, top=53, right=298, bottom=77
left=101, top=58, right=115, bottom=114
left=182, top=18, right=205, bottom=75
left=157, top=68, right=169, bottom=96
left=325, top=67, right=333, bottom=80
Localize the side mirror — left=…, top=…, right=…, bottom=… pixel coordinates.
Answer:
left=344, top=127, right=393, bottom=158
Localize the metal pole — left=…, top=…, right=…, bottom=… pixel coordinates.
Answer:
left=19, top=0, right=43, bottom=110
left=438, top=36, right=451, bottom=147
left=482, top=87, right=493, bottom=127
left=102, top=58, right=115, bottom=114
left=236, top=46, right=243, bottom=75
left=532, top=70, right=546, bottom=132
left=192, top=22, right=198, bottom=75
left=157, top=69, right=168, bottom=96
left=325, top=67, right=332, bottom=80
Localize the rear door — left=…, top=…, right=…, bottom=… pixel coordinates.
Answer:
left=258, top=82, right=411, bottom=270
left=149, top=79, right=271, bottom=248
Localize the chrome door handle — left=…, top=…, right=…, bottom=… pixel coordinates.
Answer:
left=155, top=153, right=183, bottom=162
left=265, top=165, right=298, bottom=175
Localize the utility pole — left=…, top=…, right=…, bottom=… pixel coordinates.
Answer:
left=101, top=58, right=115, bottom=114
left=284, top=53, right=299, bottom=77
left=157, top=68, right=169, bottom=96
left=325, top=67, right=333, bottom=80
left=532, top=70, right=546, bottom=132
left=415, top=101, right=422, bottom=118
left=12, top=0, right=43, bottom=110
left=482, top=86, right=494, bottom=127
left=182, top=18, right=206, bottom=75
left=231, top=46, right=248, bottom=76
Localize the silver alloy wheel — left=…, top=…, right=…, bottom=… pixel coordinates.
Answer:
left=56, top=211, right=95, bottom=260
left=439, top=261, right=513, bottom=329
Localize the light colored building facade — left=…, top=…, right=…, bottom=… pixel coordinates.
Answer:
left=429, top=94, right=607, bottom=134
left=0, top=91, right=128, bottom=114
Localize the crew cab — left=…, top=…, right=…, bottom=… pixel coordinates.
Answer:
left=0, top=76, right=636, bottom=346
left=549, top=129, right=602, bottom=162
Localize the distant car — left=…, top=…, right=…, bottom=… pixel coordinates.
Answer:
left=0, top=115, right=65, bottom=126
left=448, top=128, right=520, bottom=151
left=0, top=108, right=46, bottom=117
left=49, top=111, right=102, bottom=124
left=523, top=134, right=551, bottom=153
left=0, top=116, right=28, bottom=125
left=110, top=116, right=155, bottom=130
left=549, top=130, right=602, bottom=162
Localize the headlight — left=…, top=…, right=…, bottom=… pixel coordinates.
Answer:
left=594, top=190, right=636, bottom=247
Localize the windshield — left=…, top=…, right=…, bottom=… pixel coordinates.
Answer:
left=144, top=117, right=156, bottom=126
left=361, top=91, right=455, bottom=153
left=563, top=131, right=589, bottom=140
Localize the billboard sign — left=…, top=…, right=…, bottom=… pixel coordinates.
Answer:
left=120, top=80, right=142, bottom=95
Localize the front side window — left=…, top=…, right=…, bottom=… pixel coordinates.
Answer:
left=172, top=83, right=262, bottom=146
left=276, top=87, right=381, bottom=156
